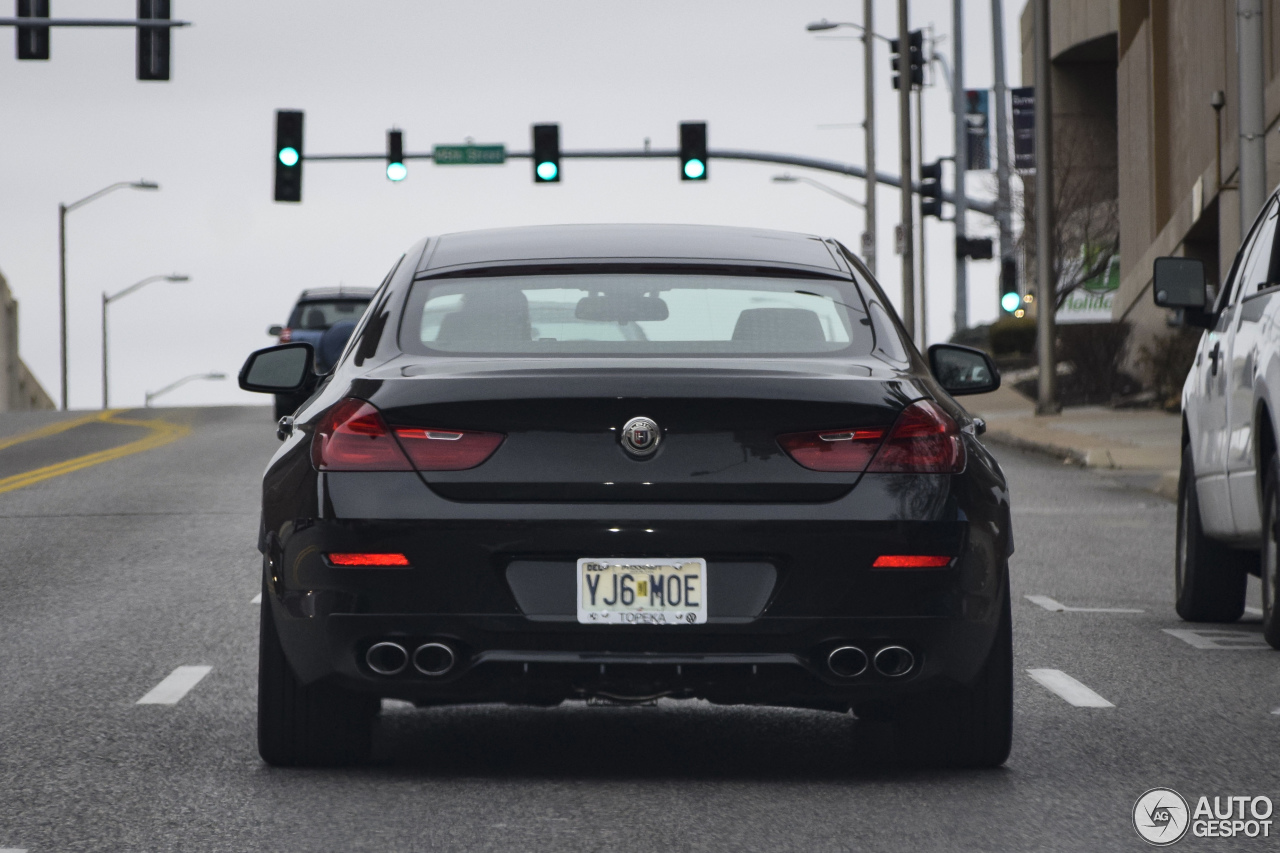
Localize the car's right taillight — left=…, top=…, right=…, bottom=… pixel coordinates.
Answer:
left=311, top=398, right=505, bottom=472
left=865, top=400, right=965, bottom=474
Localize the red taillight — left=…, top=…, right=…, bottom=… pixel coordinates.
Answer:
left=311, top=398, right=505, bottom=472
left=312, top=399, right=413, bottom=471
left=279, top=328, right=293, bottom=342
left=865, top=400, right=965, bottom=473
left=872, top=555, right=953, bottom=568
left=392, top=427, right=505, bottom=471
left=327, top=552, right=411, bottom=567
left=777, top=427, right=887, bottom=472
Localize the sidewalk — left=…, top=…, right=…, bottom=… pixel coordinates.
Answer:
left=970, top=384, right=1182, bottom=501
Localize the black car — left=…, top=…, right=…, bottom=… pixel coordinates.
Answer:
left=266, top=287, right=376, bottom=419
left=239, top=224, right=1013, bottom=768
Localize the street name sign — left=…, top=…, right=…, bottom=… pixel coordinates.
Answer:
left=434, top=144, right=506, bottom=165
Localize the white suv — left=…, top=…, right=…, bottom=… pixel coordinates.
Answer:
left=1154, top=195, right=1280, bottom=649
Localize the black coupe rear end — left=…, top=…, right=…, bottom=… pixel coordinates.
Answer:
left=240, top=224, right=1013, bottom=768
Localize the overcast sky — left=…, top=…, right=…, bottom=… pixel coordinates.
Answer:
left=1, top=0, right=1024, bottom=409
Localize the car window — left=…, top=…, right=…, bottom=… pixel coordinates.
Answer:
left=288, top=299, right=371, bottom=330
left=400, top=273, right=874, bottom=357
left=1233, top=199, right=1279, bottom=305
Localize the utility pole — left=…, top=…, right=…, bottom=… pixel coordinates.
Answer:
left=952, top=0, right=969, bottom=333
left=915, top=81, right=928, bottom=343
left=991, top=0, right=1016, bottom=318
left=1238, top=0, right=1265, bottom=229
left=897, top=0, right=916, bottom=342
left=1033, top=0, right=1058, bottom=414
left=863, top=0, right=878, bottom=277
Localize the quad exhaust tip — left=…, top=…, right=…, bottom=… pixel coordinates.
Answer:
left=873, top=645, right=915, bottom=678
left=365, top=641, right=408, bottom=676
left=827, top=645, right=869, bottom=678
left=413, top=642, right=456, bottom=677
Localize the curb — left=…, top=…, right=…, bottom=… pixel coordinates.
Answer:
left=982, top=429, right=1178, bottom=503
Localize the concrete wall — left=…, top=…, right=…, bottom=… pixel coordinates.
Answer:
left=0, top=269, right=55, bottom=412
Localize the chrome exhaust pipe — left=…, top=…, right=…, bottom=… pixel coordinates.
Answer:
left=826, top=645, right=869, bottom=678
left=413, top=642, right=456, bottom=677
left=873, top=645, right=915, bottom=678
left=365, top=641, right=408, bottom=675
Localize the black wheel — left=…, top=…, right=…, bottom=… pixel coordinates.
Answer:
left=1260, top=455, right=1280, bottom=649
left=890, top=583, right=1013, bottom=769
left=258, top=577, right=377, bottom=767
left=1176, top=446, right=1247, bottom=622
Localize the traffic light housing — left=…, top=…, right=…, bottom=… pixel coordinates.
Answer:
left=274, top=110, right=304, bottom=203
left=1000, top=258, right=1020, bottom=313
left=956, top=237, right=994, bottom=260
left=680, top=122, right=708, bottom=181
left=386, top=130, right=406, bottom=181
left=890, top=29, right=924, bottom=90
left=137, top=0, right=171, bottom=80
left=920, top=159, right=943, bottom=219
left=532, top=124, right=560, bottom=183
left=16, top=0, right=49, bottom=60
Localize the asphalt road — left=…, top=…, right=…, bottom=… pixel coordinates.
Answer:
left=0, top=405, right=1277, bottom=852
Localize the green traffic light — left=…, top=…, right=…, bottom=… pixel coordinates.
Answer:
left=1001, top=292, right=1021, bottom=313
left=683, top=158, right=706, bottom=180
left=278, top=147, right=299, bottom=167
left=536, top=161, right=558, bottom=181
left=386, top=162, right=407, bottom=182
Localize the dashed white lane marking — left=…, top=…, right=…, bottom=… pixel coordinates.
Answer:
left=1162, top=628, right=1271, bottom=650
left=1025, top=594, right=1144, bottom=613
left=1271, top=707, right=1280, bottom=716
left=136, top=666, right=213, bottom=705
left=0, top=848, right=29, bottom=852
left=1026, top=669, right=1115, bottom=707
left=250, top=593, right=261, bottom=604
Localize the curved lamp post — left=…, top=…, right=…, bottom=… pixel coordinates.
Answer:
left=60, top=180, right=159, bottom=409
left=145, top=372, right=225, bottom=408
left=772, top=173, right=867, bottom=209
left=102, top=273, right=189, bottom=408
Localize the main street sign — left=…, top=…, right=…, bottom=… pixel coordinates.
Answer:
left=433, top=144, right=506, bottom=165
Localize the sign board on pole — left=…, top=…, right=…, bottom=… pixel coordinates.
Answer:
left=964, top=89, right=990, bottom=170
left=433, top=145, right=506, bottom=165
left=1056, top=253, right=1120, bottom=324
left=1012, top=87, right=1036, bottom=171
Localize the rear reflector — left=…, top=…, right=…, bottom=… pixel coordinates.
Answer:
left=865, top=400, right=965, bottom=474
left=312, top=398, right=413, bottom=471
left=777, top=427, right=887, bottom=472
left=393, top=427, right=505, bottom=471
left=872, top=555, right=953, bottom=568
left=327, top=552, right=411, bottom=567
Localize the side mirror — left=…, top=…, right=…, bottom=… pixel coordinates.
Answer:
left=239, top=343, right=316, bottom=393
left=1153, top=257, right=1207, bottom=310
left=928, top=343, right=1001, bottom=396
left=267, top=324, right=284, bottom=337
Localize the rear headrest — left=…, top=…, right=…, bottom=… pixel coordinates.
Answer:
left=731, top=307, right=826, bottom=347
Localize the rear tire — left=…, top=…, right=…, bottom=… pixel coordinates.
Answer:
left=258, top=578, right=377, bottom=767
left=1260, top=456, right=1280, bottom=649
left=891, top=583, right=1013, bottom=769
left=1176, top=446, right=1247, bottom=622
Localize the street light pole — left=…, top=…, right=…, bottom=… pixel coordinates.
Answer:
left=145, top=372, right=225, bottom=408
left=952, top=0, right=969, bottom=333
left=897, top=0, right=916, bottom=342
left=102, top=273, right=188, bottom=408
left=58, top=180, right=159, bottom=410
left=863, top=0, right=877, bottom=276
left=772, top=173, right=866, bottom=208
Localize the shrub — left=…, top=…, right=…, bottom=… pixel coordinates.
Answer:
left=1057, top=322, right=1131, bottom=401
left=1138, top=328, right=1200, bottom=407
left=989, top=316, right=1037, bottom=355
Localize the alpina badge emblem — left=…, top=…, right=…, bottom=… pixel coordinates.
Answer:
left=620, top=416, right=661, bottom=457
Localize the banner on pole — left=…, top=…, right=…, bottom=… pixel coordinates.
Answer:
left=1012, top=87, right=1036, bottom=170
left=964, top=89, right=990, bottom=171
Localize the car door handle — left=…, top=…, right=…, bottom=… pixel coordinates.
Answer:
left=1209, top=342, right=1221, bottom=376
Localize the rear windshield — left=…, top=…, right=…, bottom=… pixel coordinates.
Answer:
left=288, top=299, right=371, bottom=330
left=399, top=274, right=874, bottom=357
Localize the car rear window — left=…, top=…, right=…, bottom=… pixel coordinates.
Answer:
left=399, top=273, right=875, bottom=357
left=288, top=300, right=371, bottom=330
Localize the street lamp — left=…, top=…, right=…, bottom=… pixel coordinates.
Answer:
left=772, top=173, right=867, bottom=210
left=59, top=180, right=160, bottom=410
left=145, top=372, right=226, bottom=408
left=102, top=273, right=189, bottom=409
left=807, top=10, right=889, bottom=274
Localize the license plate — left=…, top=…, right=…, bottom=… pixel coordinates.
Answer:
left=576, top=558, right=707, bottom=625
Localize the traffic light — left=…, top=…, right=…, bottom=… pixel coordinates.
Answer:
left=956, top=237, right=994, bottom=260
left=16, top=0, right=49, bottom=60
left=920, top=159, right=943, bottom=218
left=680, top=122, right=708, bottom=181
left=137, top=0, right=171, bottom=80
left=889, top=29, right=924, bottom=90
left=1000, top=258, right=1020, bottom=313
left=274, top=110, right=304, bottom=203
left=386, top=130, right=406, bottom=181
left=532, top=124, right=560, bottom=183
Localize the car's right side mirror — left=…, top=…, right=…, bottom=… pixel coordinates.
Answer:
left=927, top=344, right=1001, bottom=396
left=1153, top=257, right=1216, bottom=329
left=239, top=343, right=316, bottom=393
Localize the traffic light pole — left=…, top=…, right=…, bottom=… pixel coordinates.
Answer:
left=951, top=0, right=969, bottom=333
left=863, top=0, right=878, bottom=277
left=991, top=0, right=1017, bottom=316
left=897, top=0, right=916, bottom=342
left=915, top=87, right=927, bottom=343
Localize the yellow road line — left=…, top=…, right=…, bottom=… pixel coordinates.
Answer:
left=0, top=413, right=190, bottom=495
left=0, top=409, right=123, bottom=452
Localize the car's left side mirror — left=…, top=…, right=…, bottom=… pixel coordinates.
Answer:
left=239, top=343, right=316, bottom=393
left=928, top=344, right=1001, bottom=396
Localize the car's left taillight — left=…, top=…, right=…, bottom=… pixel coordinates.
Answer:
left=311, top=398, right=504, bottom=472
left=777, top=399, right=965, bottom=475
